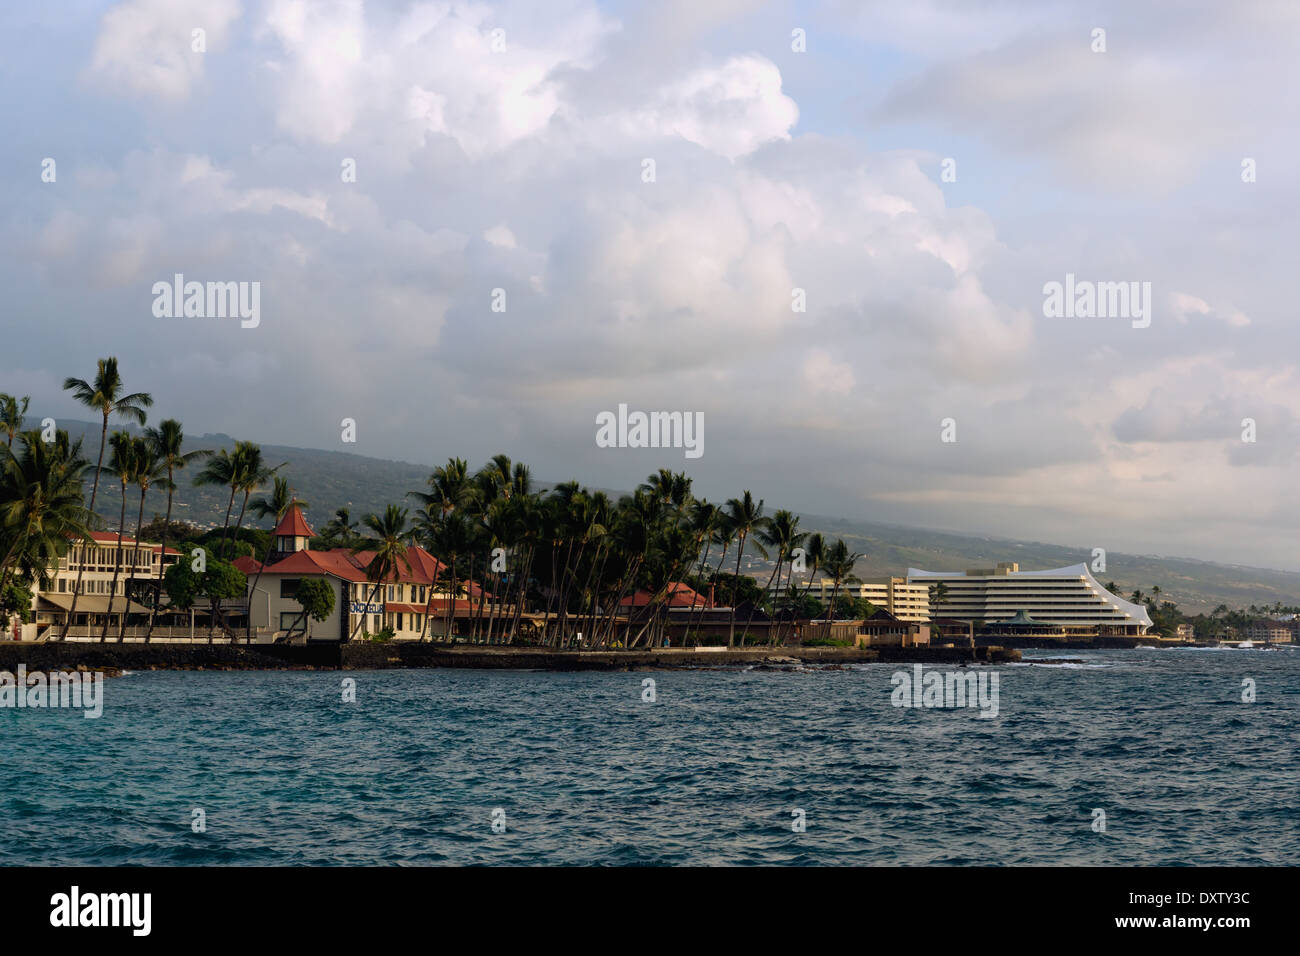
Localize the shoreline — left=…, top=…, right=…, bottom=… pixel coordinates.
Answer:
left=0, top=642, right=1020, bottom=672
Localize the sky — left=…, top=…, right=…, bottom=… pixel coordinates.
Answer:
left=3, top=0, right=1300, bottom=569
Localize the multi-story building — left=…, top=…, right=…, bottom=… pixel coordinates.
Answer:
left=234, top=505, right=482, bottom=642
left=1242, top=620, right=1292, bottom=644
left=906, top=562, right=1152, bottom=635
left=770, top=576, right=931, bottom=623
left=20, top=532, right=183, bottom=640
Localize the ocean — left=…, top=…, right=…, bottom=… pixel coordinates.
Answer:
left=2, top=648, right=1296, bottom=865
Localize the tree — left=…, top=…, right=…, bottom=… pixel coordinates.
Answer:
left=100, top=431, right=135, bottom=642
left=723, top=491, right=765, bottom=648
left=928, top=582, right=950, bottom=617
left=246, top=477, right=307, bottom=643
left=349, top=505, right=411, bottom=641
left=410, top=458, right=474, bottom=639
left=784, top=532, right=826, bottom=642
left=193, top=448, right=239, bottom=564
left=59, top=357, right=153, bottom=638
left=750, top=509, right=803, bottom=644
left=0, top=579, right=34, bottom=635
left=0, top=393, right=29, bottom=448
left=143, top=419, right=210, bottom=641
left=163, top=559, right=202, bottom=614
left=414, top=507, right=474, bottom=642
left=318, top=507, right=360, bottom=549
left=228, top=442, right=282, bottom=560
left=820, top=539, right=863, bottom=626
left=285, top=577, right=334, bottom=641
left=118, top=436, right=164, bottom=640
left=0, top=430, right=92, bottom=611
left=200, top=557, right=246, bottom=644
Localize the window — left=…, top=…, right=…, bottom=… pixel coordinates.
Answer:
left=396, top=613, right=404, bottom=631
left=280, top=612, right=301, bottom=631
left=280, top=579, right=300, bottom=599
left=387, top=585, right=394, bottom=601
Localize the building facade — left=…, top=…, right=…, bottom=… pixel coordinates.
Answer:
left=771, top=576, right=931, bottom=623
left=19, top=532, right=183, bottom=641
left=907, top=562, right=1153, bottom=635
left=234, top=505, right=482, bottom=642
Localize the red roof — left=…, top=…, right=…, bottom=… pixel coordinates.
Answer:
left=619, top=582, right=712, bottom=609
left=252, top=544, right=455, bottom=587
left=273, top=504, right=314, bottom=538
left=253, top=548, right=369, bottom=583
left=232, top=556, right=262, bottom=575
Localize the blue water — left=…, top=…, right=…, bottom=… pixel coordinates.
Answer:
left=2, top=649, right=1297, bottom=865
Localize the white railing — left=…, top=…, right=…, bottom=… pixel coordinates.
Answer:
left=40, top=625, right=271, bottom=643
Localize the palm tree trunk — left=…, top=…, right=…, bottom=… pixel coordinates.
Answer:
left=728, top=533, right=746, bottom=648
left=118, top=487, right=147, bottom=640
left=145, top=470, right=175, bottom=643
left=100, top=482, right=128, bottom=642
left=59, top=412, right=108, bottom=640
left=245, top=528, right=278, bottom=645
left=349, top=581, right=382, bottom=640
left=444, top=558, right=457, bottom=641
left=207, top=487, right=237, bottom=640
left=743, top=552, right=782, bottom=648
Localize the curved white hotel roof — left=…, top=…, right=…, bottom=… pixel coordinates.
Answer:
left=907, top=563, right=1154, bottom=629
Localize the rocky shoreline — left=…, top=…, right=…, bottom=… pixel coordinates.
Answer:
left=0, top=642, right=1020, bottom=672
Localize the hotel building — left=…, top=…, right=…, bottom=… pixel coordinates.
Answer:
left=770, top=576, right=931, bottom=623
left=906, top=562, right=1153, bottom=635
left=17, top=533, right=183, bottom=641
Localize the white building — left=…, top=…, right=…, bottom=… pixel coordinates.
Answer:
left=907, top=562, right=1152, bottom=635
left=19, top=532, right=184, bottom=641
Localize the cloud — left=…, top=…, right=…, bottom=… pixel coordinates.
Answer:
left=89, top=0, right=241, bottom=100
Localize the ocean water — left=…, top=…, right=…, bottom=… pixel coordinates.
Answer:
left=2, top=648, right=1297, bottom=866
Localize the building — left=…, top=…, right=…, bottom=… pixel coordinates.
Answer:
left=1242, top=620, right=1292, bottom=644
left=234, top=505, right=482, bottom=643
left=907, top=562, right=1152, bottom=635
left=801, top=610, right=929, bottom=648
left=772, top=575, right=931, bottom=623
left=20, top=532, right=184, bottom=641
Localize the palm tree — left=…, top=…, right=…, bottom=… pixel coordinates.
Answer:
left=246, top=476, right=307, bottom=643
left=143, top=420, right=210, bottom=641
left=682, top=500, right=721, bottom=645
left=409, top=458, right=473, bottom=638
left=58, top=357, right=152, bottom=639
left=0, top=393, right=29, bottom=448
left=100, top=431, right=135, bottom=642
left=751, top=509, right=804, bottom=645
left=320, top=507, right=360, bottom=548
left=193, top=448, right=239, bottom=560
left=787, top=531, right=826, bottom=641
left=415, top=508, right=477, bottom=641
left=118, top=436, right=164, bottom=640
left=723, top=491, right=765, bottom=648
left=349, top=505, right=411, bottom=641
left=0, top=431, right=92, bottom=614
left=820, top=538, right=863, bottom=624
left=228, top=442, right=282, bottom=561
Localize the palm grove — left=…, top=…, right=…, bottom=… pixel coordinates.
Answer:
left=2, top=358, right=874, bottom=646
